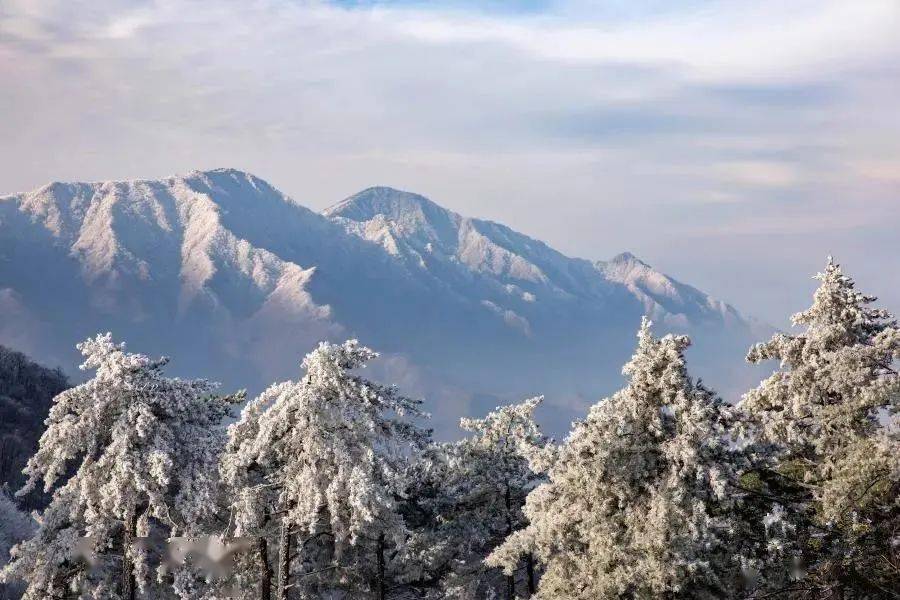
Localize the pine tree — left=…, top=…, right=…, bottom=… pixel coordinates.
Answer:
left=0, top=490, right=34, bottom=599
left=0, top=344, right=70, bottom=510
left=0, top=333, right=240, bottom=599
left=218, top=383, right=279, bottom=600
left=402, top=397, right=548, bottom=599
left=740, top=258, right=900, bottom=596
left=487, top=319, right=751, bottom=599
left=220, top=340, right=430, bottom=599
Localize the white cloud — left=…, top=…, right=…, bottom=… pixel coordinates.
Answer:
left=714, top=161, right=801, bottom=188
left=104, top=9, right=158, bottom=40
left=0, top=0, right=898, bottom=322
left=382, top=0, right=900, bottom=82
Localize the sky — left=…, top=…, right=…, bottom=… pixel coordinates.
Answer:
left=1, top=0, right=898, bottom=325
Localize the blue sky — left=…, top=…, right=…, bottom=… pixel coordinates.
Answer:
left=1, top=0, right=898, bottom=324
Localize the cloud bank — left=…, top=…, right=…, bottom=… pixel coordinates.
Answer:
left=1, top=0, right=898, bottom=323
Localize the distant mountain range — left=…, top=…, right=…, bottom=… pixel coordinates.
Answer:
left=0, top=169, right=769, bottom=436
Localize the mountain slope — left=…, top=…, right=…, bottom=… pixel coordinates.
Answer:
left=0, top=170, right=767, bottom=436
left=0, top=345, right=69, bottom=509
left=326, top=187, right=747, bottom=331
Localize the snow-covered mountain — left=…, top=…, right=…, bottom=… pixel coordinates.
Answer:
left=326, top=187, right=747, bottom=330
left=0, top=169, right=767, bottom=435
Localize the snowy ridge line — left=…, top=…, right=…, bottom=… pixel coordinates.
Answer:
left=0, top=168, right=766, bottom=438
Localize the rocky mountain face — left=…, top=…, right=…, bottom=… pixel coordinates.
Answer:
left=0, top=169, right=768, bottom=435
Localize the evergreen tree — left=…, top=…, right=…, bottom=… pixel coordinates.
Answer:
left=0, top=333, right=240, bottom=599
left=220, top=340, right=430, bottom=599
left=0, top=344, right=70, bottom=510
left=0, top=490, right=35, bottom=599
left=740, top=258, right=900, bottom=597
left=402, top=397, right=548, bottom=599
left=488, top=319, right=751, bottom=599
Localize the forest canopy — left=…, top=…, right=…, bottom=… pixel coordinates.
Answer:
left=1, top=258, right=897, bottom=599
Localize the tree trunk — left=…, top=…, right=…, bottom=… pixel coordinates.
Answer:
left=276, top=519, right=292, bottom=600
left=375, top=533, right=387, bottom=600
left=257, top=536, right=272, bottom=600
left=60, top=564, right=77, bottom=600
left=504, top=486, right=515, bottom=600
left=376, top=532, right=387, bottom=600
left=525, top=552, right=536, bottom=595
left=122, top=508, right=138, bottom=600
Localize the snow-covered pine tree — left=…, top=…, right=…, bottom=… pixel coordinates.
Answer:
left=740, top=257, right=900, bottom=596
left=0, top=489, right=35, bottom=599
left=0, top=333, right=240, bottom=600
left=401, top=397, right=548, bottom=599
left=487, top=318, right=751, bottom=599
left=220, top=340, right=430, bottom=599
left=218, top=381, right=280, bottom=600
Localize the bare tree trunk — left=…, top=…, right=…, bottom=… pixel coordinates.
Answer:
left=257, top=536, right=272, bottom=600
left=525, top=552, right=536, bottom=595
left=122, top=508, right=138, bottom=600
left=376, top=533, right=386, bottom=600
left=276, top=519, right=291, bottom=600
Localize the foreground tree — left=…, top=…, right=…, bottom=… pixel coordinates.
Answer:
left=221, top=340, right=430, bottom=599
left=488, top=319, right=753, bottom=599
left=740, top=258, right=900, bottom=597
left=0, top=490, right=35, bottom=599
left=402, top=397, right=548, bottom=599
left=0, top=334, right=240, bottom=599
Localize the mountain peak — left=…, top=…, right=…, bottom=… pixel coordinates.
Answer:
left=323, top=186, right=462, bottom=253
left=184, top=168, right=280, bottom=193
left=609, top=251, right=649, bottom=267
left=323, top=186, right=453, bottom=223
left=0, top=171, right=765, bottom=437
left=187, top=167, right=268, bottom=184
left=24, top=168, right=264, bottom=196
left=195, top=167, right=250, bottom=177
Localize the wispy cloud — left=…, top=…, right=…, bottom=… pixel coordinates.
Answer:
left=378, top=0, right=900, bottom=81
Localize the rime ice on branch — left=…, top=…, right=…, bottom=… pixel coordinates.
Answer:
left=220, top=339, right=430, bottom=599
left=0, top=333, right=241, bottom=599
left=488, top=319, right=751, bottom=599
left=403, top=397, right=549, bottom=598
left=740, top=257, right=900, bottom=595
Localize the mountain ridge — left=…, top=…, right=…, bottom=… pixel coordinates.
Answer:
left=325, top=183, right=750, bottom=330
left=0, top=168, right=767, bottom=435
